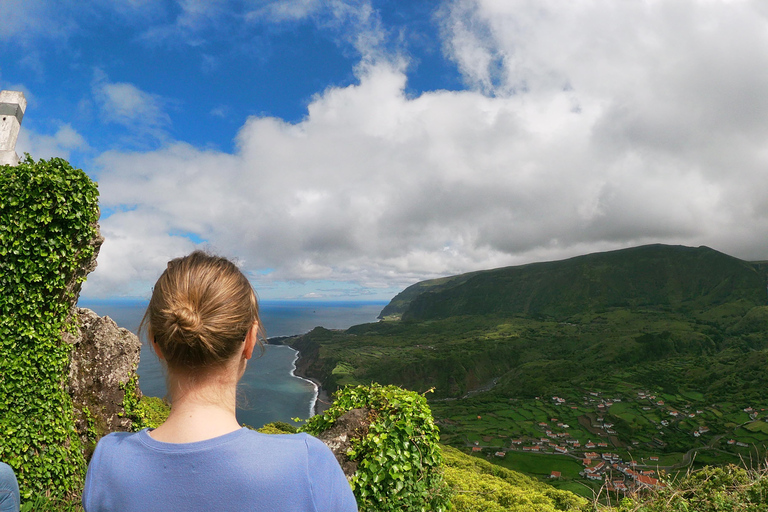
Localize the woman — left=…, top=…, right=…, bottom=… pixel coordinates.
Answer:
left=83, top=251, right=357, bottom=511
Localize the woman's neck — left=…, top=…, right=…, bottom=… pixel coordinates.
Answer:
left=149, top=365, right=243, bottom=443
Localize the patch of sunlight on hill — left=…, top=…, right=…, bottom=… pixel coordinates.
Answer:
left=441, top=445, right=587, bottom=511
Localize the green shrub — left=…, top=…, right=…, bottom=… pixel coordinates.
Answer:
left=302, top=384, right=450, bottom=511
left=257, top=421, right=298, bottom=434
left=0, top=156, right=99, bottom=499
left=442, top=445, right=587, bottom=512
left=131, top=396, right=171, bottom=430
left=607, top=464, right=768, bottom=512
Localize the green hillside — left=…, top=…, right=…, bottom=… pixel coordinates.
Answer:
left=378, top=271, right=481, bottom=319
left=287, top=244, right=768, bottom=496
left=293, top=244, right=768, bottom=399
left=390, top=245, right=765, bottom=321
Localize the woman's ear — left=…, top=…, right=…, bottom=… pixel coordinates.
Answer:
left=243, top=322, right=259, bottom=360
left=150, top=338, right=165, bottom=361
left=152, top=338, right=166, bottom=361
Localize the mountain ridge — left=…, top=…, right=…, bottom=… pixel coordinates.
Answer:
left=380, top=244, right=766, bottom=321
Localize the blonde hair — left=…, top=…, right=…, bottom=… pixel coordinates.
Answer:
left=140, top=251, right=264, bottom=370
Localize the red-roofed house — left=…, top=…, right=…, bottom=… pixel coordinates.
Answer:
left=636, top=475, right=663, bottom=488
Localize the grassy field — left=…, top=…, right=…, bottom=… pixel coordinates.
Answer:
left=432, top=381, right=768, bottom=490
left=487, top=451, right=584, bottom=478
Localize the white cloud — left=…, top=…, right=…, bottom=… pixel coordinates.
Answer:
left=90, top=70, right=171, bottom=145
left=210, top=105, right=229, bottom=118
left=248, top=0, right=323, bottom=22
left=16, top=124, right=89, bottom=161
left=92, top=71, right=170, bottom=129
left=0, top=0, right=75, bottom=43
left=137, top=0, right=230, bottom=46
left=85, top=208, right=199, bottom=298
left=247, top=0, right=389, bottom=63
left=77, top=0, right=768, bottom=299
left=0, top=1, right=165, bottom=44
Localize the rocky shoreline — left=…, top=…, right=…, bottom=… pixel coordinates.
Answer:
left=305, top=376, right=332, bottom=416
left=268, top=335, right=331, bottom=416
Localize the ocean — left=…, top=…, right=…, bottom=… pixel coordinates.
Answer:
left=78, top=299, right=386, bottom=428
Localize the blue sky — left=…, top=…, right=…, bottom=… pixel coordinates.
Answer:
left=3, top=0, right=768, bottom=301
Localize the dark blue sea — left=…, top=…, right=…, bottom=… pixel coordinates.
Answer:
left=78, top=299, right=386, bottom=428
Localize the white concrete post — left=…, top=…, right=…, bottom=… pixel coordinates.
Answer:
left=0, top=90, right=27, bottom=167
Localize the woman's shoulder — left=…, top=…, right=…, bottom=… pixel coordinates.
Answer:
left=238, top=430, right=337, bottom=461
left=241, top=430, right=326, bottom=450
left=93, top=429, right=143, bottom=449
left=90, top=429, right=149, bottom=461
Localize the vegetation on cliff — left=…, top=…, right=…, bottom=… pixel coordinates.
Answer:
left=302, top=384, right=451, bottom=511
left=0, top=157, right=100, bottom=499
left=442, top=445, right=586, bottom=511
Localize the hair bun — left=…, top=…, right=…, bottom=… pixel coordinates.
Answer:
left=142, top=251, right=261, bottom=369
left=171, top=305, right=203, bottom=334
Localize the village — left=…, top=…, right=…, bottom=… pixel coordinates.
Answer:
left=465, top=388, right=768, bottom=494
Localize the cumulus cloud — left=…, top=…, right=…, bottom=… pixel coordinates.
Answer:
left=16, top=124, right=89, bottom=161
left=80, top=0, right=768, bottom=298
left=90, top=70, right=171, bottom=144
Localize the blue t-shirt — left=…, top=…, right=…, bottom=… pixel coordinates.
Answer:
left=83, top=428, right=358, bottom=512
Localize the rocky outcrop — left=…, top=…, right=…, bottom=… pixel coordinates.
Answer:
left=59, top=218, right=143, bottom=454
left=65, top=308, right=142, bottom=453
left=316, top=408, right=372, bottom=479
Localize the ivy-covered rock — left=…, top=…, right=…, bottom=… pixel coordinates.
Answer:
left=0, top=156, right=100, bottom=499
left=301, top=384, right=450, bottom=512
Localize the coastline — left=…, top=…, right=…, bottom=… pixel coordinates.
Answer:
left=284, top=344, right=330, bottom=417
left=281, top=344, right=316, bottom=418
left=269, top=335, right=331, bottom=417
left=307, top=376, right=331, bottom=416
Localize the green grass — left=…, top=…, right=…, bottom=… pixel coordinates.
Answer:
left=745, top=421, right=768, bottom=434
left=492, top=451, right=584, bottom=479
left=680, top=390, right=705, bottom=401
left=20, top=496, right=82, bottom=512
left=550, top=480, right=597, bottom=499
